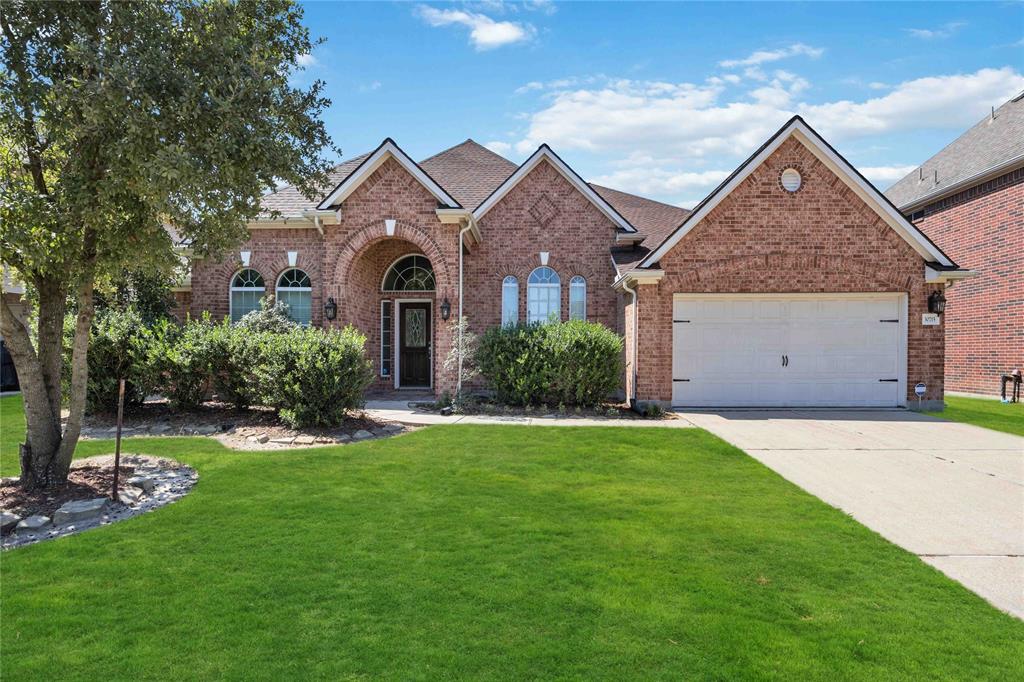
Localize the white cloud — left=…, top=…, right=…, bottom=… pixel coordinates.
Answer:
left=359, top=81, right=382, bottom=92
left=860, top=165, right=917, bottom=185
left=416, top=5, right=535, bottom=50
left=905, top=21, right=966, bottom=40
left=503, top=66, right=1024, bottom=205
left=296, top=53, right=318, bottom=68
left=719, top=43, right=824, bottom=68
left=484, top=140, right=513, bottom=155
left=800, top=67, right=1023, bottom=138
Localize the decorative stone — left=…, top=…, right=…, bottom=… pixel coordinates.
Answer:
left=352, top=429, right=374, bottom=441
left=335, top=434, right=351, bottom=443
left=314, top=436, right=334, bottom=444
left=270, top=436, right=295, bottom=445
left=16, top=515, right=50, bottom=533
left=118, top=487, right=143, bottom=505
left=195, top=425, right=219, bottom=435
left=440, top=406, right=453, bottom=416
left=53, top=498, right=109, bottom=525
left=150, top=424, right=172, bottom=435
left=294, top=435, right=316, bottom=445
left=256, top=433, right=269, bottom=444
left=1, top=511, right=22, bottom=534
left=127, top=475, right=156, bottom=493
left=382, top=424, right=403, bottom=433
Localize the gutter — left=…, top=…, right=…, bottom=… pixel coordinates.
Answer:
left=456, top=218, right=476, bottom=398
left=622, top=278, right=639, bottom=407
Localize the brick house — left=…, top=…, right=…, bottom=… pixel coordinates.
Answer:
left=886, top=93, right=1023, bottom=397
left=182, top=116, right=969, bottom=409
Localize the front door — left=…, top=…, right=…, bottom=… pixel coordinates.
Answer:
left=398, top=302, right=431, bottom=388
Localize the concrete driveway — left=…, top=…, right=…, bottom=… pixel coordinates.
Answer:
left=677, top=408, right=1024, bottom=619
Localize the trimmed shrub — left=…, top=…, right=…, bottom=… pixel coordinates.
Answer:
left=237, top=296, right=298, bottom=333
left=256, top=325, right=374, bottom=428
left=478, top=320, right=623, bottom=406
left=207, top=319, right=265, bottom=408
left=66, top=308, right=160, bottom=414
left=149, top=316, right=214, bottom=410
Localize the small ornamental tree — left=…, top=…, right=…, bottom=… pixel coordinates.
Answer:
left=0, top=1, right=335, bottom=489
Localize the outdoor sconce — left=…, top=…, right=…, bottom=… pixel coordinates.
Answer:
left=324, top=297, right=337, bottom=321
left=928, top=290, right=946, bottom=315
left=440, top=297, right=452, bottom=321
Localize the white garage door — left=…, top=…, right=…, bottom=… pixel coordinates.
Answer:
left=672, top=294, right=906, bottom=407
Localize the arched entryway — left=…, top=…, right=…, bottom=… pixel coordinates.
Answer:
left=328, top=222, right=456, bottom=394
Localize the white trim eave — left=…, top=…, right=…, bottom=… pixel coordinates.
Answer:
left=897, top=152, right=1024, bottom=213
left=925, top=265, right=978, bottom=284
left=473, top=146, right=637, bottom=232
left=612, top=269, right=665, bottom=290
left=436, top=208, right=481, bottom=245
left=316, top=139, right=460, bottom=210
left=615, top=232, right=647, bottom=244
left=639, top=118, right=955, bottom=269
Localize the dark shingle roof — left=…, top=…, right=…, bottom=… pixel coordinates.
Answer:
left=260, top=154, right=371, bottom=216
left=255, top=139, right=689, bottom=255
left=419, top=140, right=518, bottom=210
left=886, top=93, right=1024, bottom=209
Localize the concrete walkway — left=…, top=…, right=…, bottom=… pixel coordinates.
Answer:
left=363, top=400, right=695, bottom=428
left=677, top=408, right=1024, bottom=619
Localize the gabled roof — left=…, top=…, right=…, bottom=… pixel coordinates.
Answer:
left=316, top=138, right=461, bottom=210
left=420, top=140, right=518, bottom=210
left=590, top=184, right=690, bottom=242
left=636, top=115, right=957, bottom=271
left=474, top=145, right=638, bottom=232
left=886, top=92, right=1024, bottom=210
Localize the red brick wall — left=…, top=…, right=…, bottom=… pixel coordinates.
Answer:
left=913, top=168, right=1023, bottom=395
left=467, top=159, right=622, bottom=332
left=632, top=137, right=945, bottom=406
left=190, top=156, right=461, bottom=394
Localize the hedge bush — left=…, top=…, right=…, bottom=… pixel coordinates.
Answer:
left=148, top=317, right=215, bottom=410
left=256, top=325, right=374, bottom=428
left=477, top=320, right=623, bottom=406
left=206, top=320, right=266, bottom=409
left=65, top=308, right=160, bottom=414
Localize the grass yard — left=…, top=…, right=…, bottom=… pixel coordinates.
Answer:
left=1, top=395, right=1022, bottom=680
left=927, top=394, right=1024, bottom=437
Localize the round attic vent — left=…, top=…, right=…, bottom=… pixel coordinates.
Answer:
left=780, top=168, right=802, bottom=192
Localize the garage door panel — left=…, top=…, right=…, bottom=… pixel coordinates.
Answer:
left=672, top=294, right=904, bottom=407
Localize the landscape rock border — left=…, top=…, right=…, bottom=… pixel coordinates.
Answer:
left=2, top=454, right=197, bottom=551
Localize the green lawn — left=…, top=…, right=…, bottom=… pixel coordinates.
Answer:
left=1, top=396, right=1022, bottom=679
left=928, top=394, right=1024, bottom=437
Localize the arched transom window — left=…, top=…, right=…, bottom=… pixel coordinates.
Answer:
left=276, top=268, right=312, bottom=326
left=382, top=254, right=435, bottom=291
left=230, top=268, right=265, bottom=323
left=527, top=266, right=560, bottom=324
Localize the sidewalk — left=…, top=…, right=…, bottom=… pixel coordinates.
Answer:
left=363, top=400, right=694, bottom=428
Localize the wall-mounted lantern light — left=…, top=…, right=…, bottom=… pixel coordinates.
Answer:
left=324, top=297, right=337, bottom=321
left=928, top=290, right=946, bottom=315
left=440, top=297, right=452, bottom=321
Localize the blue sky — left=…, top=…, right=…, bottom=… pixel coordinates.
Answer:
left=296, top=1, right=1023, bottom=207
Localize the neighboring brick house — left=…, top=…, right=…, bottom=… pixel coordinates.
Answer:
left=886, top=93, right=1023, bottom=397
left=184, top=116, right=968, bottom=409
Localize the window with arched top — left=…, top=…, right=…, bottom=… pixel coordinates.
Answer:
left=230, top=269, right=265, bottom=323
left=382, top=254, right=435, bottom=291
left=276, top=268, right=312, bottom=326
left=501, top=275, right=519, bottom=326
left=569, top=275, right=586, bottom=320
left=527, top=266, right=560, bottom=324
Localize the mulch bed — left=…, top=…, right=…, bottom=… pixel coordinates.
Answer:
left=1, top=462, right=134, bottom=518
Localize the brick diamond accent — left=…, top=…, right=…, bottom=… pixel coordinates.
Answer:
left=529, top=193, right=559, bottom=227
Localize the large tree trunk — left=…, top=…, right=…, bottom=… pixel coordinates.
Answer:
left=0, top=276, right=94, bottom=490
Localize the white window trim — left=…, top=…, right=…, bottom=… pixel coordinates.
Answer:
left=502, top=275, right=519, bottom=326
left=380, top=253, right=436, bottom=292
left=569, top=275, right=586, bottom=320
left=380, top=300, right=393, bottom=378
left=229, top=270, right=265, bottom=324
left=275, top=268, right=313, bottom=326
left=527, top=267, right=561, bottom=324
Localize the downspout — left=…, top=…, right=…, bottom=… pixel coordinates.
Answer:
left=456, top=220, right=473, bottom=398
left=623, top=278, right=639, bottom=409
